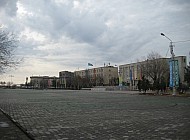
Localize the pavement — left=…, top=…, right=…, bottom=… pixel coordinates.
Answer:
left=0, top=109, right=31, bottom=140
left=0, top=89, right=190, bottom=140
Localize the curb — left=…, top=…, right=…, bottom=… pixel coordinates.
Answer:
left=0, top=108, right=35, bottom=140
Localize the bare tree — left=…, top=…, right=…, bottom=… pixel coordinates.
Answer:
left=0, top=29, right=20, bottom=74
left=140, top=51, right=169, bottom=92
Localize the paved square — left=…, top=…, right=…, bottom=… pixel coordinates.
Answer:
left=0, top=89, right=190, bottom=139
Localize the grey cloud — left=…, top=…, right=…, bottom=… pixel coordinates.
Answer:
left=0, top=0, right=18, bottom=16
left=65, top=16, right=107, bottom=43
left=0, top=0, right=7, bottom=7
left=20, top=0, right=190, bottom=58
left=168, top=0, right=190, bottom=6
left=1, top=0, right=190, bottom=83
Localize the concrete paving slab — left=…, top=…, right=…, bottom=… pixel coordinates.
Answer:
left=0, top=109, right=31, bottom=140
left=0, top=89, right=190, bottom=139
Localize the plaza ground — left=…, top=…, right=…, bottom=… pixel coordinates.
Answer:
left=0, top=89, right=190, bottom=139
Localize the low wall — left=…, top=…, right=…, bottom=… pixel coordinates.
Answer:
left=90, top=86, right=129, bottom=91
left=91, top=87, right=106, bottom=91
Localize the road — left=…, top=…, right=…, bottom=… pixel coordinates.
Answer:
left=0, top=89, right=190, bottom=139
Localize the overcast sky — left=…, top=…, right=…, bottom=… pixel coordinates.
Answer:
left=0, top=0, right=190, bottom=84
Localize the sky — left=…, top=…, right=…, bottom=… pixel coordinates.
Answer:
left=0, top=0, right=190, bottom=84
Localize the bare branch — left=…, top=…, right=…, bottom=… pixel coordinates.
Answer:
left=0, top=29, right=21, bottom=74
left=140, top=51, right=169, bottom=85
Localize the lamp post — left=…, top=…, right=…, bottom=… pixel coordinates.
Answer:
left=161, top=33, right=176, bottom=95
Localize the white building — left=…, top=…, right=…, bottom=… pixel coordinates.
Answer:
left=119, top=56, right=187, bottom=89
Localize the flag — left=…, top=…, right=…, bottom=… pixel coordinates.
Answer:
left=119, top=76, right=122, bottom=86
left=137, top=65, right=142, bottom=80
left=88, top=63, right=93, bottom=66
left=130, top=68, right=133, bottom=81
left=174, top=60, right=179, bottom=87
left=140, top=68, right=142, bottom=80
left=169, top=60, right=173, bottom=87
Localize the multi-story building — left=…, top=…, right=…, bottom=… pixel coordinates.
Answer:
left=119, top=56, right=187, bottom=89
left=119, top=62, right=140, bottom=89
left=30, top=56, right=187, bottom=90
left=59, top=71, right=74, bottom=89
left=74, top=66, right=118, bottom=86
left=30, top=76, right=59, bottom=89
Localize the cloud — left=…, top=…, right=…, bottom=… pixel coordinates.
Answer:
left=0, top=0, right=18, bottom=17
left=1, top=0, right=190, bottom=83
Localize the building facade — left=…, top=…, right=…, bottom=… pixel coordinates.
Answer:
left=74, top=66, right=118, bottom=86
left=29, top=56, right=187, bottom=90
left=119, top=56, right=187, bottom=89
left=30, top=76, right=59, bottom=89
left=59, top=71, right=74, bottom=89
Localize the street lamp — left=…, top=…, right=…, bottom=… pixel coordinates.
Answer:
left=161, top=33, right=176, bottom=95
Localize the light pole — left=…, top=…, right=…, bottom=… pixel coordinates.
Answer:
left=161, top=33, right=176, bottom=95
left=161, top=33, right=190, bottom=95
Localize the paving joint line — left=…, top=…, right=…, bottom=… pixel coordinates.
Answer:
left=127, top=103, right=178, bottom=111
left=0, top=108, right=35, bottom=140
